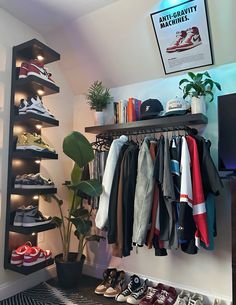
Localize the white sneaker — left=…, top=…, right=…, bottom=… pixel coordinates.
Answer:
left=188, top=293, right=204, bottom=305
left=19, top=96, right=55, bottom=119
left=176, top=27, right=202, bottom=51
left=174, top=290, right=190, bottom=305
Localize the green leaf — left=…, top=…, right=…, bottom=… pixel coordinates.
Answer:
left=71, top=163, right=83, bottom=185
left=63, top=131, right=94, bottom=167
left=205, top=90, right=214, bottom=102
left=52, top=216, right=63, bottom=227
left=203, top=71, right=211, bottom=78
left=187, top=72, right=196, bottom=80
left=77, top=179, right=103, bottom=197
left=214, top=81, right=222, bottom=91
left=204, top=79, right=214, bottom=90
left=71, top=207, right=90, bottom=218
left=86, top=235, right=106, bottom=242
left=75, top=219, right=92, bottom=235
left=179, top=79, right=189, bottom=87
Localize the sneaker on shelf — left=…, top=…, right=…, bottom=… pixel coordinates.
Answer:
left=188, top=293, right=204, bottom=305
left=15, top=173, right=54, bottom=189
left=116, top=274, right=142, bottom=302
left=140, top=285, right=163, bottom=305
left=27, top=59, right=55, bottom=84
left=153, top=285, right=177, bottom=305
left=22, top=206, right=52, bottom=227
left=16, top=132, right=56, bottom=153
left=176, top=27, right=202, bottom=51
left=18, top=96, right=55, bottom=119
left=127, top=279, right=148, bottom=305
left=13, top=205, right=32, bottom=226
left=103, top=270, right=126, bottom=298
left=19, top=62, right=29, bottom=79
left=173, top=290, right=190, bottom=305
left=166, top=30, right=187, bottom=53
left=10, top=241, right=32, bottom=266
left=23, top=246, right=51, bottom=266
left=94, top=268, right=117, bottom=295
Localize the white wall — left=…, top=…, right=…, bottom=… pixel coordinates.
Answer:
left=74, top=62, right=236, bottom=303
left=0, top=8, right=74, bottom=300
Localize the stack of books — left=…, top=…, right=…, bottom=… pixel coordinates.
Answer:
left=114, top=98, right=142, bottom=124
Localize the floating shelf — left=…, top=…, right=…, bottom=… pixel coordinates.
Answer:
left=15, top=39, right=60, bottom=64
left=85, top=114, right=208, bottom=134
left=11, top=188, right=57, bottom=195
left=6, top=258, right=54, bottom=275
left=15, top=76, right=59, bottom=96
left=14, top=113, right=59, bottom=128
left=12, top=150, right=58, bottom=160
left=9, top=223, right=56, bottom=234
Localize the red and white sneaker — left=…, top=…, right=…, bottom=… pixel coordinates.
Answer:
left=166, top=30, right=187, bottom=53
left=176, top=27, right=202, bottom=51
left=28, top=59, right=55, bottom=84
left=10, top=241, right=32, bottom=266
left=23, top=246, right=51, bottom=266
left=19, top=62, right=29, bottom=79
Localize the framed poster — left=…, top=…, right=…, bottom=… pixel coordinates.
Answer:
left=150, top=0, right=213, bottom=74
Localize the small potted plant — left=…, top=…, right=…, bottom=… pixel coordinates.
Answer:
left=51, top=131, right=104, bottom=288
left=86, top=80, right=113, bottom=125
left=179, top=71, right=221, bottom=115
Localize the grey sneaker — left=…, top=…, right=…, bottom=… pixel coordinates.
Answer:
left=188, top=294, right=204, bottom=305
left=13, top=207, right=25, bottom=226
left=174, top=290, right=190, bottom=305
left=15, top=173, right=54, bottom=189
left=23, top=206, right=52, bottom=227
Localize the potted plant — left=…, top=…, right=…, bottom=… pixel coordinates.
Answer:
left=179, top=71, right=221, bottom=115
left=51, top=131, right=104, bottom=288
left=86, top=80, right=113, bottom=125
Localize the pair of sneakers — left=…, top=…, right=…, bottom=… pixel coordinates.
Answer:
left=14, top=173, right=54, bottom=189
left=116, top=275, right=148, bottom=304
left=174, top=291, right=204, bottom=305
left=10, top=241, right=51, bottom=267
left=19, top=60, right=55, bottom=84
left=16, top=132, right=56, bottom=153
left=94, top=268, right=126, bottom=298
left=139, top=283, right=177, bottom=305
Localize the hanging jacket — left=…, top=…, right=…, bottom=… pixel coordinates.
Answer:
left=132, top=137, right=154, bottom=246
left=95, top=135, right=128, bottom=230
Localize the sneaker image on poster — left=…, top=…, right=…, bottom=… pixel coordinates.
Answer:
left=176, top=27, right=202, bottom=51
left=166, top=30, right=187, bottom=53
left=27, top=59, right=55, bottom=84
left=94, top=268, right=117, bottom=295
left=127, top=279, right=148, bottom=304
left=18, top=96, right=55, bottom=120
left=14, top=173, right=54, bottom=189
left=116, top=274, right=141, bottom=302
left=16, top=132, right=56, bottom=153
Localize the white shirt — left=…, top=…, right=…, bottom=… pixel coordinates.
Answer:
left=95, top=135, right=128, bottom=230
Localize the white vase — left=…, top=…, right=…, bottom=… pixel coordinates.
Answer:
left=191, top=96, right=206, bottom=115
left=94, top=111, right=104, bottom=125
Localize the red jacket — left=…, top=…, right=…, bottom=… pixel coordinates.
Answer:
left=186, top=136, right=209, bottom=247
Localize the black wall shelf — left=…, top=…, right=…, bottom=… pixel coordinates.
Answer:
left=85, top=113, right=208, bottom=135
left=9, top=223, right=56, bottom=234
left=11, top=188, right=57, bottom=195
left=4, top=38, right=60, bottom=275
left=6, top=258, right=54, bottom=275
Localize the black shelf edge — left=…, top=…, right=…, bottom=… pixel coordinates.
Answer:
left=14, top=113, right=59, bottom=128
left=15, top=76, right=59, bottom=96
left=11, top=188, right=57, bottom=195
left=12, top=150, right=58, bottom=160
left=9, top=223, right=56, bottom=234
left=6, top=258, right=54, bottom=275
left=85, top=114, right=208, bottom=134
left=14, top=39, right=60, bottom=64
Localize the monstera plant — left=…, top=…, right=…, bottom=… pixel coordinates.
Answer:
left=52, top=131, right=104, bottom=287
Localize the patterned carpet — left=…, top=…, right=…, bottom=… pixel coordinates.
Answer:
left=0, top=275, right=117, bottom=305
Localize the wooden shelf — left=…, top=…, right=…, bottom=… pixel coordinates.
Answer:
left=9, top=223, right=56, bottom=234
left=15, top=39, right=60, bottom=64
left=12, top=150, right=58, bottom=160
left=11, top=188, right=57, bottom=195
left=15, top=76, right=59, bottom=96
left=6, top=258, right=54, bottom=275
left=85, top=113, right=208, bottom=134
left=14, top=113, right=59, bottom=128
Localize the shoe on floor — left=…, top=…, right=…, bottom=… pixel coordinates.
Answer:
left=116, top=274, right=141, bottom=302
left=127, top=279, right=148, bottom=304
left=174, top=290, right=190, bottom=305
left=153, top=285, right=177, bottom=305
left=140, top=285, right=162, bottom=305
left=94, top=268, right=117, bottom=295
left=188, top=293, right=204, bottom=305
left=104, top=270, right=126, bottom=298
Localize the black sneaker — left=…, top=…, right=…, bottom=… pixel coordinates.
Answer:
left=116, top=274, right=141, bottom=302
left=127, top=279, right=148, bottom=304
left=15, top=173, right=54, bottom=189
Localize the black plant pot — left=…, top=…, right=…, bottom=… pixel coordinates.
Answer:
left=55, top=252, right=85, bottom=288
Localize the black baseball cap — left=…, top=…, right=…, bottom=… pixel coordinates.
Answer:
left=140, top=99, right=164, bottom=120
